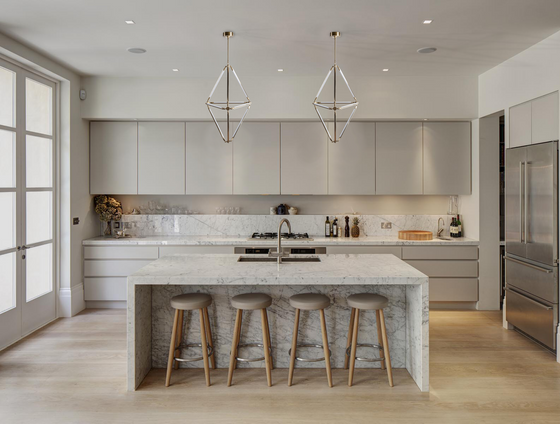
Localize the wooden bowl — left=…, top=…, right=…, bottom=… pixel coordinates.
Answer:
left=398, top=230, right=433, bottom=241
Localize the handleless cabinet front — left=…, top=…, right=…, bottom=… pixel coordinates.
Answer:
left=510, top=101, right=532, bottom=148
left=233, top=123, right=280, bottom=194
left=531, top=91, right=559, bottom=145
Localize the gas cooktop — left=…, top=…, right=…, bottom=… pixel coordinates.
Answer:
left=248, top=232, right=313, bottom=241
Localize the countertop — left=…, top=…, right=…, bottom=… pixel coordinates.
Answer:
left=84, top=235, right=478, bottom=246
left=128, top=253, right=428, bottom=286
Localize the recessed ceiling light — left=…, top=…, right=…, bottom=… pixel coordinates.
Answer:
left=277, top=69, right=284, bottom=72
left=383, top=68, right=389, bottom=72
left=424, top=119, right=428, bottom=121
left=125, top=20, right=135, bottom=25
left=423, top=20, right=433, bottom=24
left=417, top=47, right=437, bottom=54
left=172, top=68, right=179, bottom=72
left=127, top=47, right=146, bottom=54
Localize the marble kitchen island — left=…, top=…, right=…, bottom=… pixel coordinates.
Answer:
left=127, top=254, right=429, bottom=392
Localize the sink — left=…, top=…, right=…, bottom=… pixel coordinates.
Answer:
left=237, top=256, right=321, bottom=263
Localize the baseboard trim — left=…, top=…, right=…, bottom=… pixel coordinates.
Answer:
left=59, top=283, right=86, bottom=317
left=429, top=301, right=478, bottom=310
left=86, top=301, right=126, bottom=309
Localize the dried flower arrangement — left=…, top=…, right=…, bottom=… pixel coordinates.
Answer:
left=94, top=195, right=123, bottom=236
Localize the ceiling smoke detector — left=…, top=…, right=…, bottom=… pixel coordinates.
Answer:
left=417, top=47, right=437, bottom=54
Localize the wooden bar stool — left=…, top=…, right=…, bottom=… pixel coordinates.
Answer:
left=165, top=293, right=216, bottom=387
left=345, top=293, right=393, bottom=387
left=288, top=293, right=333, bottom=387
left=227, top=293, right=273, bottom=387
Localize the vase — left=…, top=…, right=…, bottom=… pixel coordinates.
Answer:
left=103, top=221, right=112, bottom=237
left=351, top=225, right=360, bottom=238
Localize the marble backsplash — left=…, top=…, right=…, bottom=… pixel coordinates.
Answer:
left=119, top=214, right=453, bottom=237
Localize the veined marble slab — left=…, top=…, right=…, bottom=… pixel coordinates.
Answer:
left=127, top=254, right=429, bottom=392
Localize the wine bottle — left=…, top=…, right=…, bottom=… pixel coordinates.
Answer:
left=333, top=217, right=339, bottom=237
left=456, top=215, right=462, bottom=238
left=345, top=216, right=350, bottom=237
left=450, top=217, right=456, bottom=238
left=325, top=216, right=331, bottom=237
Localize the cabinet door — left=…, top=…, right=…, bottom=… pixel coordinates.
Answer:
left=376, top=122, right=422, bottom=194
left=138, top=122, right=185, bottom=194
left=328, top=122, right=375, bottom=194
left=532, top=92, right=559, bottom=144
left=281, top=123, right=327, bottom=194
left=233, top=123, right=280, bottom=194
left=509, top=101, right=532, bottom=148
left=90, top=122, right=137, bottom=194
left=186, top=123, right=232, bottom=194
left=423, top=122, right=471, bottom=195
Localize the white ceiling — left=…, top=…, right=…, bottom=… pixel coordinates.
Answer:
left=1, top=0, right=560, bottom=78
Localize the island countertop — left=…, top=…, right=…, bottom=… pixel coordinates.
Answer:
left=128, top=253, right=428, bottom=286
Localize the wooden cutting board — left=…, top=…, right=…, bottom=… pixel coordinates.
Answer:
left=398, top=230, right=433, bottom=240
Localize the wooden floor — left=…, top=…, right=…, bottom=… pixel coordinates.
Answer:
left=1, top=310, right=560, bottom=423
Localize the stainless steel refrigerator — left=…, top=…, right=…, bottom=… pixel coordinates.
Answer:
left=505, top=141, right=558, bottom=351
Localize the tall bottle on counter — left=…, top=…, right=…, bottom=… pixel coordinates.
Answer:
left=456, top=215, right=462, bottom=238
left=450, top=217, right=457, bottom=238
left=333, top=217, right=339, bottom=237
left=345, top=216, right=350, bottom=237
left=325, top=216, right=331, bottom=237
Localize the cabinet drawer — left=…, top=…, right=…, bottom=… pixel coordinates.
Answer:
left=84, top=246, right=159, bottom=260
left=405, top=260, right=478, bottom=278
left=429, top=278, right=478, bottom=302
left=84, top=260, right=154, bottom=277
left=326, top=246, right=401, bottom=258
left=402, top=246, right=478, bottom=260
left=84, top=277, right=127, bottom=301
left=159, top=246, right=234, bottom=256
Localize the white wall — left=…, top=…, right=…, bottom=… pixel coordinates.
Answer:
left=0, top=33, right=96, bottom=317
left=82, top=75, right=478, bottom=120
left=459, top=119, right=480, bottom=240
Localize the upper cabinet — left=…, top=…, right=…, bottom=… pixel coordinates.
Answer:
left=281, top=123, right=327, bottom=195
left=90, top=122, right=138, bottom=194
left=328, top=122, right=375, bottom=195
left=186, top=123, right=233, bottom=195
left=423, top=122, right=471, bottom=195
left=233, top=123, right=280, bottom=195
left=510, top=101, right=532, bottom=148
left=531, top=92, right=559, bottom=145
left=138, top=122, right=185, bottom=195
left=376, top=123, right=423, bottom=195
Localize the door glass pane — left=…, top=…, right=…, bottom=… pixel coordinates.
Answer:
left=26, top=135, right=52, bottom=188
left=0, top=66, right=15, bottom=128
left=0, top=252, right=16, bottom=313
left=26, top=243, right=52, bottom=301
left=26, top=191, right=52, bottom=244
left=0, top=192, right=16, bottom=251
left=26, top=78, right=52, bottom=136
left=0, top=129, right=16, bottom=188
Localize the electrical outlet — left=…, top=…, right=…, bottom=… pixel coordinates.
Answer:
left=124, top=222, right=132, bottom=229
left=381, top=222, right=392, bottom=229
left=114, top=222, right=121, bottom=229
left=72, top=217, right=80, bottom=225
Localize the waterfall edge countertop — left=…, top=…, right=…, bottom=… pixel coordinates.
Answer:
left=84, top=234, right=478, bottom=246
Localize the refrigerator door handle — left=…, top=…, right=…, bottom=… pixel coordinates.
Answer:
left=506, top=288, right=553, bottom=310
left=519, top=161, right=524, bottom=243
left=524, top=161, right=529, bottom=244
left=505, top=256, right=553, bottom=273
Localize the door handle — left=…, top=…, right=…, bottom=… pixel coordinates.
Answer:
left=519, top=161, right=524, bottom=243
left=524, top=161, right=529, bottom=244
left=506, top=288, right=553, bottom=310
left=504, top=256, right=553, bottom=273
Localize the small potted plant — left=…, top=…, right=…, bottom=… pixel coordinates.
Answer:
left=94, top=195, right=123, bottom=236
left=351, top=217, right=360, bottom=238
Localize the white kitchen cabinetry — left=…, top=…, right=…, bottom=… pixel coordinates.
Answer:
left=531, top=91, right=559, bottom=144
left=233, top=123, right=280, bottom=195
left=90, top=122, right=138, bottom=194
left=186, top=122, right=233, bottom=195
left=281, top=123, right=327, bottom=194
left=138, top=122, right=185, bottom=195
left=376, top=123, right=423, bottom=195
left=423, top=122, right=471, bottom=195
left=509, top=101, right=532, bottom=148
left=328, top=122, right=375, bottom=194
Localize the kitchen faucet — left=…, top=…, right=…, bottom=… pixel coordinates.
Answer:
left=437, top=217, right=445, bottom=237
left=269, top=218, right=292, bottom=264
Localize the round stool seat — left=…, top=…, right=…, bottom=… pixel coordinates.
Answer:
left=170, top=293, right=212, bottom=310
left=231, top=293, right=272, bottom=310
left=289, top=293, right=330, bottom=311
left=347, top=293, right=388, bottom=310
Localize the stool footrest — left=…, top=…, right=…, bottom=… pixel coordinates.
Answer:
left=289, top=343, right=332, bottom=363
left=346, top=343, right=384, bottom=362
left=174, top=343, right=214, bottom=363
left=234, top=342, right=273, bottom=363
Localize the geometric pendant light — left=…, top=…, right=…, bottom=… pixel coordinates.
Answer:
left=206, top=31, right=252, bottom=143
left=313, top=32, right=359, bottom=143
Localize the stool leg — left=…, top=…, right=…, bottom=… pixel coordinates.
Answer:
left=379, top=309, right=394, bottom=387
left=174, top=310, right=184, bottom=370
left=203, top=307, right=216, bottom=370
left=165, top=309, right=180, bottom=387
left=199, top=309, right=211, bottom=387
left=348, top=309, right=360, bottom=387
left=344, top=308, right=356, bottom=370
left=375, top=310, right=386, bottom=370
left=319, top=309, right=333, bottom=388
left=264, top=309, right=273, bottom=369
left=227, top=309, right=242, bottom=387
left=260, top=309, right=273, bottom=387
left=287, top=308, right=300, bottom=386
left=234, top=310, right=242, bottom=370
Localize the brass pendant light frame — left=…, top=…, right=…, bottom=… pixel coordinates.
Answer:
left=206, top=31, right=252, bottom=143
left=313, top=32, right=359, bottom=143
